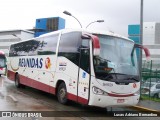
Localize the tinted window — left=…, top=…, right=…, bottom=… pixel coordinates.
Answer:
left=9, top=45, right=16, bottom=57
left=37, top=34, right=59, bottom=55
left=58, top=32, right=82, bottom=65
left=9, top=39, right=40, bottom=56
left=9, top=33, right=59, bottom=56
left=59, top=32, right=81, bottom=52
left=156, top=84, right=160, bottom=89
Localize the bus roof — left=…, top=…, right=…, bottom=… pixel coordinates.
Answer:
left=10, top=28, right=134, bottom=46
left=39, top=28, right=133, bottom=42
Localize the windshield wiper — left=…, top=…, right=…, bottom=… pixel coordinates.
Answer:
left=127, top=77, right=139, bottom=82
left=103, top=74, right=113, bottom=80
left=95, top=56, right=111, bottom=62
left=110, top=73, right=139, bottom=82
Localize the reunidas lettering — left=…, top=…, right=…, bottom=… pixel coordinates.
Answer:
left=19, top=58, right=43, bottom=68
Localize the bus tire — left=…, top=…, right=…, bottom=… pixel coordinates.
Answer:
left=15, top=74, right=22, bottom=88
left=0, top=74, right=1, bottom=77
left=57, top=82, right=68, bottom=104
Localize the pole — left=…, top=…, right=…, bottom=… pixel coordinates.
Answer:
left=72, top=15, right=83, bottom=28
left=63, top=11, right=82, bottom=28
left=86, top=20, right=104, bottom=28
left=86, top=21, right=96, bottom=28
left=140, top=0, right=143, bottom=99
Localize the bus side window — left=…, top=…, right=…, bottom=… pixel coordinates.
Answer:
left=58, top=32, right=81, bottom=66
left=81, top=39, right=89, bottom=48
left=9, top=45, right=16, bottom=57
left=9, top=40, right=39, bottom=56
left=27, top=40, right=40, bottom=56
left=37, top=34, right=59, bottom=55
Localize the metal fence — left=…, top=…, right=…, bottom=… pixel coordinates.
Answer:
left=141, top=60, right=160, bottom=99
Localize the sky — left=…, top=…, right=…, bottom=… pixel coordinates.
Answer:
left=0, top=0, right=160, bottom=37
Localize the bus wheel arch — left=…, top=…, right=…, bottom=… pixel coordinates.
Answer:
left=56, top=80, right=68, bottom=104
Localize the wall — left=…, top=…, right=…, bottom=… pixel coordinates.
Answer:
left=0, top=30, right=34, bottom=56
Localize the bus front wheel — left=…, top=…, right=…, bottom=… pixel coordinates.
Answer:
left=57, top=82, right=68, bottom=104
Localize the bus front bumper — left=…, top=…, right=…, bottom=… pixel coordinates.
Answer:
left=89, top=94, right=140, bottom=108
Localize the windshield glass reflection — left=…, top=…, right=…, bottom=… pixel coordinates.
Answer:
left=93, top=34, right=139, bottom=82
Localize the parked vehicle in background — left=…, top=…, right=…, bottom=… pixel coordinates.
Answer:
left=0, top=51, right=7, bottom=77
left=144, top=78, right=160, bottom=83
left=141, top=81, right=160, bottom=98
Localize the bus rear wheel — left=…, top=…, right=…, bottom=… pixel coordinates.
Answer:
left=15, top=74, right=22, bottom=88
left=57, top=82, right=68, bottom=104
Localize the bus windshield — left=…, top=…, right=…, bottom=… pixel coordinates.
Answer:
left=93, top=35, right=139, bottom=81
left=0, top=55, right=6, bottom=67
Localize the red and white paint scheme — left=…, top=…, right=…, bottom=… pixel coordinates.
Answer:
left=7, top=29, right=150, bottom=108
left=0, top=50, right=7, bottom=77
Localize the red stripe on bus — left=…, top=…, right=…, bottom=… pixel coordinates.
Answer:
left=20, top=75, right=32, bottom=87
left=108, top=93, right=134, bottom=97
left=7, top=70, right=15, bottom=81
left=78, top=96, right=88, bottom=104
left=67, top=93, right=88, bottom=105
left=7, top=70, right=88, bottom=104
left=67, top=93, right=77, bottom=102
left=19, top=74, right=55, bottom=94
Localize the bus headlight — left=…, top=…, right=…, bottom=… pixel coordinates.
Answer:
left=134, top=90, right=140, bottom=95
left=92, top=86, right=108, bottom=95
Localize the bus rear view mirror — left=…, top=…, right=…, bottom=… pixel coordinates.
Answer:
left=134, top=44, right=150, bottom=61
left=81, top=34, right=100, bottom=56
left=91, top=35, right=100, bottom=56
left=81, top=34, right=90, bottom=39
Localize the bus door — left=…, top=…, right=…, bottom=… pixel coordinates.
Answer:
left=77, top=38, right=91, bottom=104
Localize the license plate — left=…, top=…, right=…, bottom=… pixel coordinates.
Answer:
left=117, top=99, right=125, bottom=103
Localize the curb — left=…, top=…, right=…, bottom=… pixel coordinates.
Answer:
left=128, top=105, right=160, bottom=115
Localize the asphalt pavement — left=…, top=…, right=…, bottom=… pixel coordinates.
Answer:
left=129, top=99, right=160, bottom=115
left=0, top=77, right=160, bottom=115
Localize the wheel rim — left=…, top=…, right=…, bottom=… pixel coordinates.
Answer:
left=59, top=88, right=66, bottom=101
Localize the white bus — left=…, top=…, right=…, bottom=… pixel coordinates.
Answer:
left=0, top=51, right=7, bottom=77
left=7, top=29, right=150, bottom=107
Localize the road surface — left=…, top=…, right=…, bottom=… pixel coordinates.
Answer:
left=0, top=76, right=159, bottom=120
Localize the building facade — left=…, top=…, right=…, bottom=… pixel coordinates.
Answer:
left=35, top=17, right=65, bottom=37
left=0, top=30, right=34, bottom=56
left=128, top=22, right=160, bottom=69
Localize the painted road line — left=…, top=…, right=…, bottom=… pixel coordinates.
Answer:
left=128, top=105, right=160, bottom=114
left=7, top=95, right=18, bottom=103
